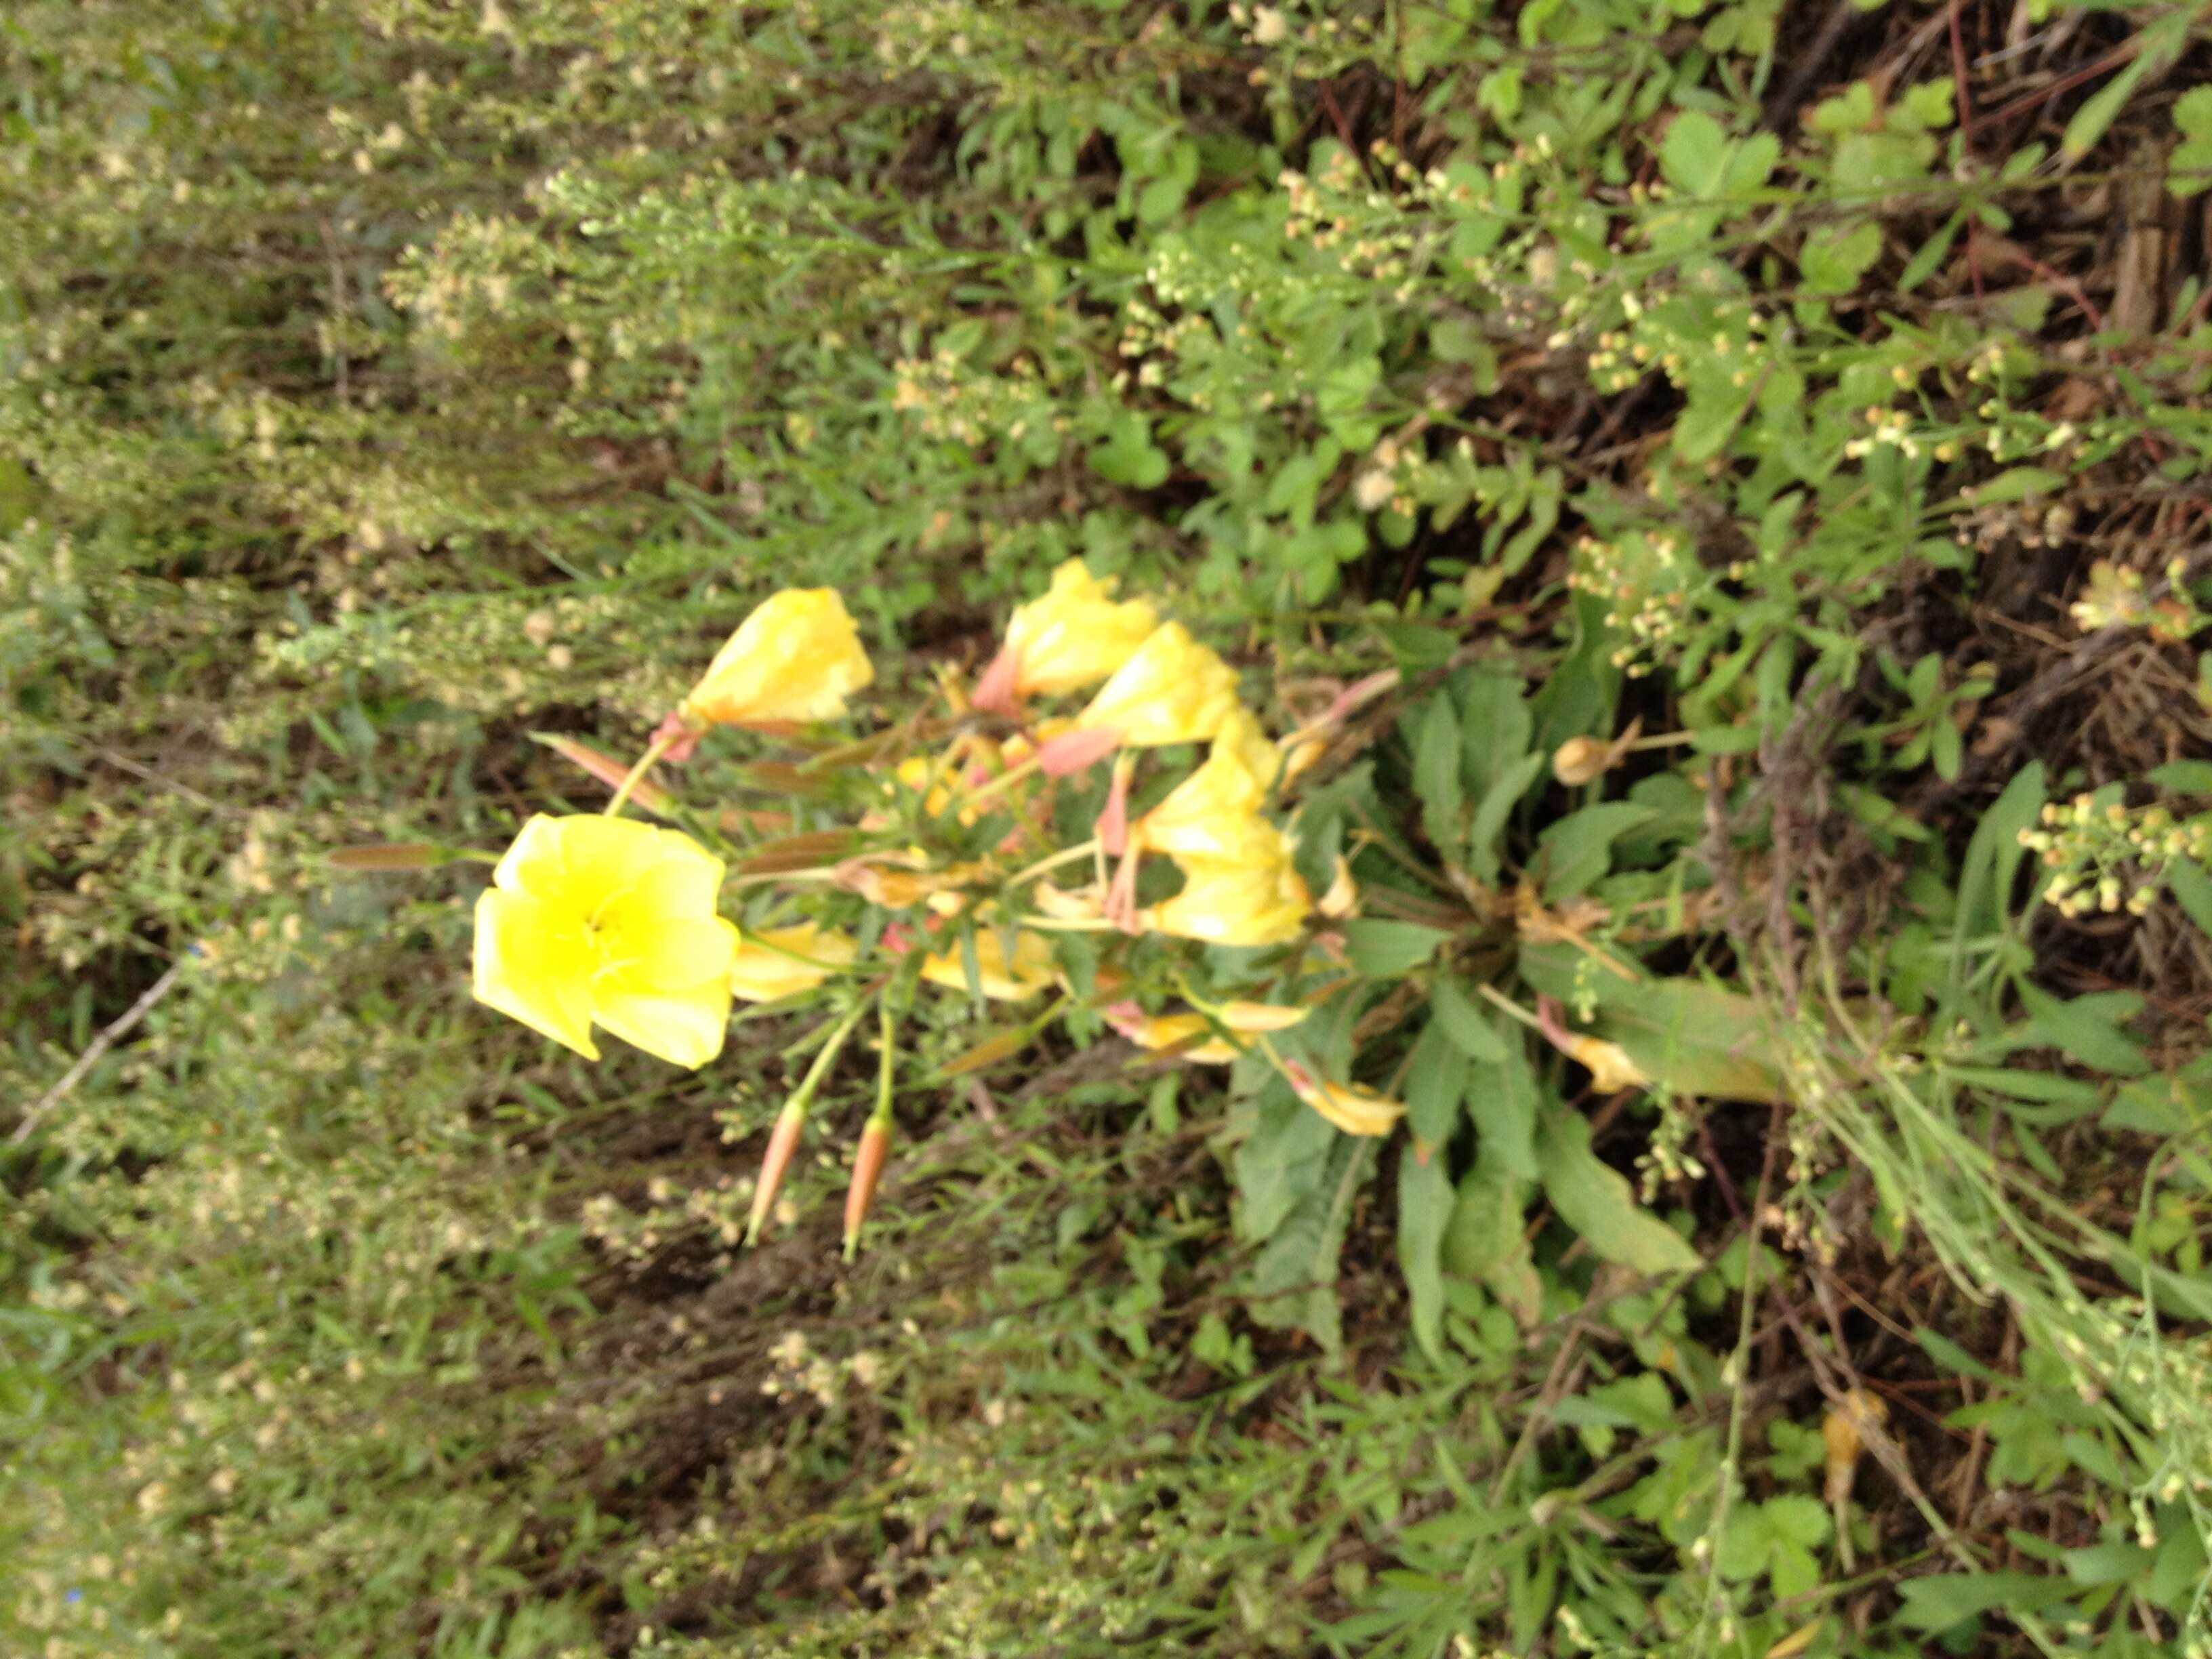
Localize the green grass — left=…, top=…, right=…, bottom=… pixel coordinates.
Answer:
left=8, top=1, right=2212, bottom=1655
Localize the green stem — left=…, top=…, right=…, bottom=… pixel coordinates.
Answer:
left=1004, top=839, right=1100, bottom=890
left=605, top=730, right=678, bottom=819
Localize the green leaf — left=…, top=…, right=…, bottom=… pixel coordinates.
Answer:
left=1536, top=1111, right=1702, bottom=1275
left=1398, top=1150, right=1455, bottom=1364
left=1518, top=947, right=1787, bottom=1103
left=1899, top=208, right=1965, bottom=292
left=2148, top=760, right=2212, bottom=796
left=2062, top=1540, right=2153, bottom=1586
left=1798, top=219, right=1882, bottom=295
left=1673, top=384, right=1752, bottom=464
left=1917, top=1326, right=2003, bottom=1384
left=1433, top=977, right=1508, bottom=1062
left=1467, top=752, right=1547, bottom=885
left=1404, top=1021, right=1470, bottom=1146
left=1955, top=762, right=2045, bottom=941
left=2063, top=10, right=2189, bottom=161
left=1660, top=110, right=1729, bottom=197
left=1088, top=413, right=1170, bottom=487
left=1538, top=803, right=1658, bottom=902
left=1962, top=467, right=2065, bottom=508
left=2015, top=985, right=2149, bottom=1078
left=1246, top=1136, right=1369, bottom=1354
left=1340, top=919, right=1450, bottom=977
left=1469, top=1039, right=1539, bottom=1181
left=1457, top=668, right=1534, bottom=796
left=1443, top=1155, right=1539, bottom=1325
left=1896, top=1572, right=2072, bottom=1632
left=1762, top=1494, right=1831, bottom=1550
left=1413, top=695, right=1464, bottom=854
left=2168, top=859, right=2212, bottom=939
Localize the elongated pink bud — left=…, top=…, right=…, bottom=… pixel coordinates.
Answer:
left=1095, top=754, right=1134, bottom=855
left=1036, top=725, right=1124, bottom=778
left=970, top=645, right=1023, bottom=717
left=533, top=732, right=678, bottom=811
left=747, top=1101, right=808, bottom=1244
left=842, top=1116, right=893, bottom=1260
left=328, top=842, right=445, bottom=871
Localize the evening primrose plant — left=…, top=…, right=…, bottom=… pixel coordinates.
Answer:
left=454, top=567, right=1395, bottom=1257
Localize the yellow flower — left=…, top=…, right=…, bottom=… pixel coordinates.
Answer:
left=1135, top=708, right=1279, bottom=860
left=473, top=815, right=737, bottom=1067
left=1073, top=621, right=1241, bottom=749
left=1122, top=1001, right=1310, bottom=1064
left=680, top=588, right=873, bottom=727
left=1288, top=1071, right=1406, bottom=1137
left=998, top=560, right=1159, bottom=698
left=920, top=927, right=1057, bottom=1000
left=1145, top=826, right=1313, bottom=947
left=1560, top=1032, right=1650, bottom=1094
left=728, top=922, right=857, bottom=1003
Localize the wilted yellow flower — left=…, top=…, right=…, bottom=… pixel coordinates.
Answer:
left=1822, top=1387, right=1889, bottom=1507
left=920, top=927, right=1057, bottom=1000
left=1073, top=621, right=1242, bottom=749
left=1145, top=826, right=1312, bottom=947
left=1316, top=853, right=1360, bottom=919
left=991, top=560, right=1158, bottom=699
left=1120, top=1000, right=1311, bottom=1063
left=1136, top=708, right=1279, bottom=860
left=1285, top=1063, right=1404, bottom=1136
left=1559, top=1031, right=1649, bottom=1094
left=1551, top=735, right=1616, bottom=786
left=680, top=588, right=873, bottom=727
left=728, top=922, right=857, bottom=1002
left=474, top=815, right=737, bottom=1067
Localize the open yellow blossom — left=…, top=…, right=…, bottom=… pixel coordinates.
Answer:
left=991, top=560, right=1159, bottom=699
left=1073, top=621, right=1242, bottom=749
left=728, top=922, right=857, bottom=1003
left=473, top=815, right=737, bottom=1067
left=920, top=926, right=1057, bottom=1000
left=1286, top=1066, right=1405, bottom=1137
left=680, top=588, right=873, bottom=727
left=1145, top=826, right=1312, bottom=947
left=1135, top=708, right=1279, bottom=859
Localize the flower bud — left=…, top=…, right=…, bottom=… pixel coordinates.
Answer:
left=843, top=1115, right=893, bottom=1261
left=1551, top=736, right=1612, bottom=785
left=747, top=1100, right=809, bottom=1244
left=328, top=842, right=447, bottom=871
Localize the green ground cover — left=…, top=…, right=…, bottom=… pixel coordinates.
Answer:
left=8, top=1, right=2212, bottom=1654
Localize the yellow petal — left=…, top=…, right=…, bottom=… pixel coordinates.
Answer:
left=1316, top=853, right=1360, bottom=919
left=681, top=588, right=874, bottom=726
left=1292, top=1074, right=1404, bottom=1137
left=1215, top=1000, right=1310, bottom=1033
left=473, top=888, right=598, bottom=1059
left=728, top=923, right=857, bottom=1002
left=1145, top=831, right=1312, bottom=948
left=496, top=813, right=697, bottom=912
left=596, top=912, right=739, bottom=994
left=1560, top=1033, right=1649, bottom=1094
left=1076, top=621, right=1241, bottom=749
left=591, top=981, right=731, bottom=1068
left=1213, top=706, right=1282, bottom=789
left=920, top=928, right=1056, bottom=1000
left=1138, top=714, right=1277, bottom=861
left=1003, top=560, right=1160, bottom=697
